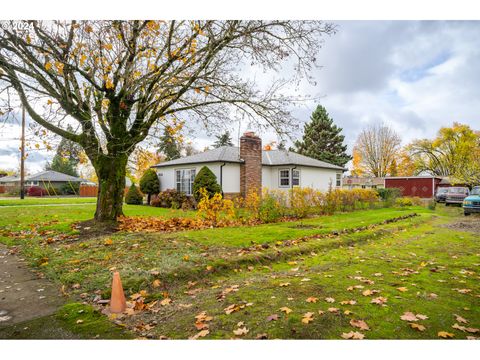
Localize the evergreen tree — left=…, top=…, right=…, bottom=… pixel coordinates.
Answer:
left=139, top=169, right=160, bottom=205
left=158, top=126, right=181, bottom=161
left=294, top=105, right=352, bottom=167
left=125, top=184, right=143, bottom=205
left=192, top=166, right=222, bottom=202
left=45, top=156, right=78, bottom=177
left=213, top=131, right=234, bottom=148
left=46, top=125, right=81, bottom=177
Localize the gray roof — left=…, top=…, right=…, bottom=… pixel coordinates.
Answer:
left=0, top=175, right=20, bottom=183
left=152, top=146, right=345, bottom=171
left=0, top=170, right=86, bottom=183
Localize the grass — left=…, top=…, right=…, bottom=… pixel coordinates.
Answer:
left=0, top=303, right=133, bottom=339
left=0, top=197, right=97, bottom=206
left=0, top=198, right=478, bottom=339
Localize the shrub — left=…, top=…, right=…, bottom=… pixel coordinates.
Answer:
left=376, top=187, right=402, bottom=206
left=125, top=184, right=143, bottom=205
left=192, top=166, right=221, bottom=202
left=395, top=196, right=423, bottom=207
left=139, top=169, right=160, bottom=205
left=258, top=192, right=284, bottom=223
left=196, top=188, right=234, bottom=225
left=60, top=182, right=80, bottom=195
left=153, top=189, right=187, bottom=208
left=27, top=186, right=48, bottom=197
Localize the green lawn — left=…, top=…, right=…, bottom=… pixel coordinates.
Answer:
left=0, top=197, right=97, bottom=206
left=0, top=200, right=479, bottom=339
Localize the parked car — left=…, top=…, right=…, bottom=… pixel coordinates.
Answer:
left=445, top=187, right=470, bottom=206
left=463, top=186, right=480, bottom=216
left=435, top=187, right=448, bottom=203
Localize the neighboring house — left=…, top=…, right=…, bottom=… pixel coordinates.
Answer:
left=342, top=176, right=385, bottom=190
left=384, top=176, right=442, bottom=198
left=152, top=132, right=346, bottom=198
left=0, top=170, right=88, bottom=194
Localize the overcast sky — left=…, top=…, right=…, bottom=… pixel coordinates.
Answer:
left=1, top=20, right=479, bottom=174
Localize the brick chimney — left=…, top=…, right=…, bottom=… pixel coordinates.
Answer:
left=240, top=132, right=262, bottom=197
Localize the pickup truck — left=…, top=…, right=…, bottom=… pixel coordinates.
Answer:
left=445, top=187, right=470, bottom=206
left=463, top=186, right=480, bottom=216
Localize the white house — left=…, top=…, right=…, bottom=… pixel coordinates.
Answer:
left=151, top=132, right=346, bottom=198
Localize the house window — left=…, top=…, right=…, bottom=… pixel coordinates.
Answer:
left=279, top=169, right=290, bottom=187
left=292, top=169, right=300, bottom=186
left=175, top=169, right=196, bottom=195
left=336, top=173, right=341, bottom=187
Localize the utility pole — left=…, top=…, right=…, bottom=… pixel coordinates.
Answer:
left=20, top=106, right=25, bottom=200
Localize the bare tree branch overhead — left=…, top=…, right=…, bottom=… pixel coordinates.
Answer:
left=0, top=20, right=336, bottom=221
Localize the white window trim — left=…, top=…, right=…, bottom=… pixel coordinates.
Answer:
left=175, top=168, right=196, bottom=195
left=336, top=173, right=342, bottom=187
left=292, top=169, right=300, bottom=187
left=278, top=168, right=290, bottom=188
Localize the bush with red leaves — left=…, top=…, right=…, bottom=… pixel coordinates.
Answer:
left=27, top=186, right=48, bottom=197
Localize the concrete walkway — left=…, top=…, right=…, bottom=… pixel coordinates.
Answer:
left=0, top=244, right=63, bottom=327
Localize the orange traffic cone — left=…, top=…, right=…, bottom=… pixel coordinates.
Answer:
left=110, top=271, right=126, bottom=313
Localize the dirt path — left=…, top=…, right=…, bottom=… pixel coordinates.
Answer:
left=443, top=214, right=480, bottom=234
left=0, top=244, right=63, bottom=327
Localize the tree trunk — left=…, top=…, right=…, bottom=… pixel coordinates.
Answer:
left=147, top=193, right=151, bottom=205
left=93, top=154, right=128, bottom=222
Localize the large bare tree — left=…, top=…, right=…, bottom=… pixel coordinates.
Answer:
left=0, top=20, right=335, bottom=222
left=353, top=123, right=401, bottom=177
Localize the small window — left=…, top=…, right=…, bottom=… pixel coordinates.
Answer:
left=292, top=169, right=300, bottom=186
left=279, top=169, right=290, bottom=187
left=336, top=173, right=341, bottom=187
left=175, top=168, right=196, bottom=195
left=372, top=185, right=377, bottom=189
left=361, top=185, right=366, bottom=189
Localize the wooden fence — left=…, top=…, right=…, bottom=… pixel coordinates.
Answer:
left=79, top=184, right=98, bottom=197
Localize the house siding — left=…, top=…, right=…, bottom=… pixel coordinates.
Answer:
left=155, top=162, right=241, bottom=195
left=156, top=163, right=342, bottom=196
left=262, top=166, right=342, bottom=192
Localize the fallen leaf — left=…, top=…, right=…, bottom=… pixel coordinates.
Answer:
left=306, top=297, right=318, bottom=303
left=301, top=312, right=315, bottom=324
left=279, top=283, right=291, bottom=287
left=256, top=333, right=268, bottom=339
left=160, top=298, right=172, bottom=306
left=350, top=319, right=370, bottom=331
left=454, top=314, right=468, bottom=324
left=76, top=319, right=84, bottom=324
left=328, top=307, right=339, bottom=313
left=400, top=312, right=418, bottom=322
left=279, top=307, right=292, bottom=314
left=233, top=327, right=249, bottom=336
left=370, top=297, right=388, bottom=305
left=267, top=314, right=279, bottom=322
left=438, top=331, right=455, bottom=338
left=397, top=287, right=408, bottom=292
left=409, top=323, right=426, bottom=331
left=416, top=314, right=428, bottom=320
left=340, top=300, right=356, bottom=305
left=190, top=329, right=209, bottom=340
left=341, top=331, right=364, bottom=339
left=152, top=279, right=161, bottom=288
left=325, top=297, right=335, bottom=303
